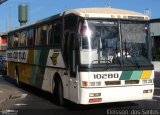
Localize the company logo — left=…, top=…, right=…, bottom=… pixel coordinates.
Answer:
left=50, top=53, right=59, bottom=65
left=93, top=73, right=119, bottom=79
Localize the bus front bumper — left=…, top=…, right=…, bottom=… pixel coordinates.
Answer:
left=78, top=85, right=154, bottom=105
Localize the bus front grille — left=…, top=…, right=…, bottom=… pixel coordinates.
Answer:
left=125, top=80, right=139, bottom=85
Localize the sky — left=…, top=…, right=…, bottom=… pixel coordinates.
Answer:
left=0, top=0, right=159, bottom=32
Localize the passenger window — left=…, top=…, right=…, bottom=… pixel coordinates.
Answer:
left=35, top=27, right=41, bottom=46
left=20, top=31, right=28, bottom=47
left=48, top=24, right=54, bottom=46
left=65, top=15, right=78, bottom=30
left=41, top=25, right=47, bottom=45
left=35, top=25, right=47, bottom=46
left=54, top=22, right=62, bottom=45
left=8, top=34, right=13, bottom=48
left=13, top=33, right=20, bottom=47
left=28, top=29, right=34, bottom=47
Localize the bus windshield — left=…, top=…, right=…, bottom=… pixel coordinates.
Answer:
left=79, top=20, right=151, bottom=68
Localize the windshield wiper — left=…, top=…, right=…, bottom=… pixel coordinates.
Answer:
left=124, top=39, right=140, bottom=69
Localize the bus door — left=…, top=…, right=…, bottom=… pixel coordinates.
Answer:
left=67, top=32, right=79, bottom=102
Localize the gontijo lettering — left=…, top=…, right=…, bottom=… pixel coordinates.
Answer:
left=7, top=51, right=28, bottom=62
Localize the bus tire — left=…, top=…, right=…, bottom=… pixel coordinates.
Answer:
left=54, top=78, right=64, bottom=106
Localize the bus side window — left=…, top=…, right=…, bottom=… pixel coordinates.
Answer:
left=20, top=31, right=28, bottom=47
left=28, top=29, right=34, bottom=47
left=8, top=34, right=13, bottom=48
left=41, top=25, right=47, bottom=46
left=48, top=24, right=54, bottom=46
left=35, top=25, right=48, bottom=46
left=64, top=15, right=78, bottom=31
left=35, top=27, right=41, bottom=46
left=48, top=22, right=62, bottom=46
left=13, top=33, right=20, bottom=47
left=53, top=22, right=62, bottom=45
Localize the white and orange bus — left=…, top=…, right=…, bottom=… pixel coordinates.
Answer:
left=6, top=8, right=154, bottom=106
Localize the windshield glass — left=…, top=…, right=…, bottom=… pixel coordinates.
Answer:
left=79, top=20, right=151, bottom=67
left=121, top=21, right=150, bottom=67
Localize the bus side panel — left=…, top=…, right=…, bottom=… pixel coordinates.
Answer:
left=42, top=67, right=70, bottom=99
left=18, top=63, right=28, bottom=84
left=42, top=49, right=69, bottom=98
left=27, top=49, right=49, bottom=89
left=7, top=61, right=17, bottom=79
left=7, top=49, right=70, bottom=99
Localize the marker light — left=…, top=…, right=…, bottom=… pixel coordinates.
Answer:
left=89, top=93, right=101, bottom=97
left=143, top=89, right=152, bottom=93
left=81, top=81, right=88, bottom=87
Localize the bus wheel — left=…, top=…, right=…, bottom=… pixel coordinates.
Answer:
left=54, top=78, right=64, bottom=106
left=15, top=68, right=20, bottom=87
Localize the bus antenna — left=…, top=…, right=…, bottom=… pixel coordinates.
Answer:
left=144, top=8, right=151, bottom=18
left=106, top=0, right=111, bottom=8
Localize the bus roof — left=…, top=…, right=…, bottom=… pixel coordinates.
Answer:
left=64, top=8, right=149, bottom=20
left=8, top=7, right=149, bottom=33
